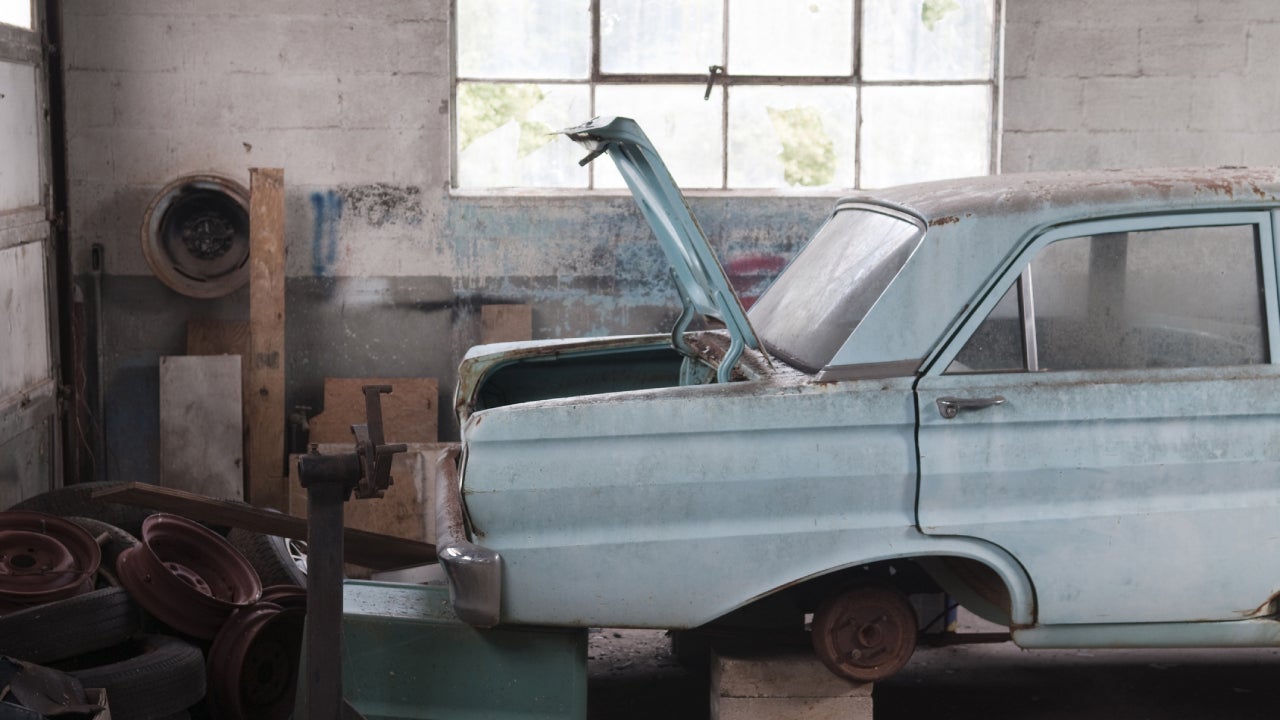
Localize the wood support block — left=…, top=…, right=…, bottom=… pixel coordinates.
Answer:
left=246, top=168, right=287, bottom=510
left=711, top=650, right=872, bottom=720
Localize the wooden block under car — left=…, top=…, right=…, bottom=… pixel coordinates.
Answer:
left=307, top=378, right=438, bottom=445
left=711, top=649, right=872, bottom=720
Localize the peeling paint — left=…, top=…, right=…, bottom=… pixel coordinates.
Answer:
left=339, top=183, right=424, bottom=228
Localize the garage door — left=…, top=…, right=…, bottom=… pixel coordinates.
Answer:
left=0, top=4, right=58, bottom=507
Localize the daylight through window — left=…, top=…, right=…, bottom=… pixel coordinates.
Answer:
left=454, top=0, right=1000, bottom=190
left=0, top=0, right=31, bottom=29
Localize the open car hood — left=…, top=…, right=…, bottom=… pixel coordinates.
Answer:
left=559, top=116, right=761, bottom=382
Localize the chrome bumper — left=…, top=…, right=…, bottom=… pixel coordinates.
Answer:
left=433, top=445, right=502, bottom=627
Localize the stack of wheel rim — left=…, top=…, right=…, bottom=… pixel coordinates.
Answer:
left=117, top=513, right=263, bottom=638
left=0, top=511, right=101, bottom=612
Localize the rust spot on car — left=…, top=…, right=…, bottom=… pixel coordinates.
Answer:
left=929, top=215, right=960, bottom=226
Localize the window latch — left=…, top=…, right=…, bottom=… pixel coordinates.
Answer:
left=704, top=65, right=725, bottom=100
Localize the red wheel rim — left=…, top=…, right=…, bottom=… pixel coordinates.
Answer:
left=117, top=513, right=261, bottom=638
left=208, top=601, right=305, bottom=720
left=0, top=511, right=101, bottom=608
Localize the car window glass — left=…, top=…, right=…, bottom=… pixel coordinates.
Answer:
left=946, top=280, right=1024, bottom=373
left=947, top=223, right=1268, bottom=374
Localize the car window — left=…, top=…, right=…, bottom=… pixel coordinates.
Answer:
left=750, top=205, right=925, bottom=373
left=948, top=223, right=1268, bottom=373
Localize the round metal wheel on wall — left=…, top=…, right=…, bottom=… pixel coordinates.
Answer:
left=141, top=174, right=251, bottom=298
left=811, top=583, right=918, bottom=683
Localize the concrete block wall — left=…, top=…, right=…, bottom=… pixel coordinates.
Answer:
left=1003, top=0, right=1280, bottom=171
left=60, top=0, right=826, bottom=483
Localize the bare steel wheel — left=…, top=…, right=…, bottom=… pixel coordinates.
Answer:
left=811, top=583, right=917, bottom=682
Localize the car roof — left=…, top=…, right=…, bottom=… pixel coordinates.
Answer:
left=836, top=167, right=1280, bottom=225
left=820, top=167, right=1280, bottom=375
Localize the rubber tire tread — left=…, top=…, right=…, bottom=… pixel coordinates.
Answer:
left=66, top=516, right=140, bottom=573
left=0, top=587, right=140, bottom=664
left=69, top=635, right=206, bottom=720
left=9, top=481, right=155, bottom=536
left=227, top=528, right=306, bottom=587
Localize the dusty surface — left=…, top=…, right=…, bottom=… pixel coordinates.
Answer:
left=587, top=625, right=1280, bottom=720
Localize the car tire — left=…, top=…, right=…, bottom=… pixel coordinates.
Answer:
left=65, top=516, right=141, bottom=573
left=227, top=528, right=306, bottom=587
left=68, top=635, right=207, bottom=720
left=0, top=587, right=140, bottom=664
left=9, top=482, right=155, bottom=536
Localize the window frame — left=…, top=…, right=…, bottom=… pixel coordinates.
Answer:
left=450, top=0, right=1005, bottom=193
left=926, top=211, right=1280, bottom=376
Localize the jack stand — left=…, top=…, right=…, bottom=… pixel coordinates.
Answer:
left=295, top=385, right=407, bottom=719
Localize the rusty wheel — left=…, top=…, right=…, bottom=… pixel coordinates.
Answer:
left=0, top=511, right=101, bottom=610
left=117, top=514, right=262, bottom=638
left=811, top=583, right=918, bottom=683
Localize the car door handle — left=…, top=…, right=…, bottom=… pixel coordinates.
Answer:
left=936, top=396, right=1005, bottom=419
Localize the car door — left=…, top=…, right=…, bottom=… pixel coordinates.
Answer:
left=915, top=211, right=1280, bottom=627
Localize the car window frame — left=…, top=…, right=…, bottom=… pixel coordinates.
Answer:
left=920, top=210, right=1280, bottom=378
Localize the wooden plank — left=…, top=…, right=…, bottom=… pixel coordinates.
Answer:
left=308, top=378, right=438, bottom=445
left=247, top=168, right=287, bottom=510
left=93, top=482, right=436, bottom=570
left=481, top=304, right=533, bottom=345
left=159, top=355, right=243, bottom=500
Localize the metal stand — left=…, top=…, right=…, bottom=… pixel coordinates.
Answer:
left=296, top=385, right=406, bottom=720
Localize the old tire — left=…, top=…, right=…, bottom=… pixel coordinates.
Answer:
left=0, top=586, right=140, bottom=664
left=66, top=516, right=141, bottom=573
left=68, top=634, right=207, bottom=720
left=9, top=482, right=155, bottom=537
left=227, top=529, right=306, bottom=587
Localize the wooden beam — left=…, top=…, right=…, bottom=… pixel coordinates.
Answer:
left=247, top=168, right=287, bottom=510
left=93, top=483, right=436, bottom=570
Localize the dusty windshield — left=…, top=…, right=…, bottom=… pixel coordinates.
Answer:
left=749, top=204, right=925, bottom=372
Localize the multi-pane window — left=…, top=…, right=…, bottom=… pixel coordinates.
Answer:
left=949, top=223, right=1269, bottom=374
left=0, top=0, right=31, bottom=29
left=454, top=0, right=1000, bottom=190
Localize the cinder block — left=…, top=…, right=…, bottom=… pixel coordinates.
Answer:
left=1245, top=22, right=1280, bottom=78
left=1139, top=22, right=1246, bottom=76
left=712, top=697, right=874, bottom=720
left=1028, top=25, right=1139, bottom=79
left=1082, top=77, right=1191, bottom=131
left=1003, top=77, right=1084, bottom=132
left=1188, top=75, right=1251, bottom=131
left=712, top=651, right=872, bottom=700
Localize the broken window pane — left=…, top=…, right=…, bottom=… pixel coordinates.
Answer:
left=457, top=0, right=589, bottom=80
left=0, top=0, right=30, bottom=29
left=862, top=0, right=995, bottom=81
left=728, top=0, right=853, bottom=76
left=456, top=83, right=590, bottom=188
left=859, top=85, right=991, bottom=187
left=594, top=85, right=724, bottom=189
left=600, top=0, right=723, bottom=74
left=727, top=86, right=856, bottom=189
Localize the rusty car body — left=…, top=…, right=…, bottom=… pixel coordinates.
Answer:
left=435, top=116, right=1280, bottom=680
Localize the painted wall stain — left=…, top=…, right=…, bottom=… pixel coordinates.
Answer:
left=339, top=184, right=424, bottom=228
left=310, top=190, right=342, bottom=277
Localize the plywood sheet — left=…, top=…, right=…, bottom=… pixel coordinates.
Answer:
left=308, top=377, right=438, bottom=445
left=286, top=442, right=446, bottom=545
left=481, top=304, right=532, bottom=345
left=159, top=355, right=243, bottom=500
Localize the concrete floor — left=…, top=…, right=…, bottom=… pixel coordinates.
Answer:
left=587, top=628, right=1280, bottom=719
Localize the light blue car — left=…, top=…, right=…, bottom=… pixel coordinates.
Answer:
left=435, top=116, right=1280, bottom=682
